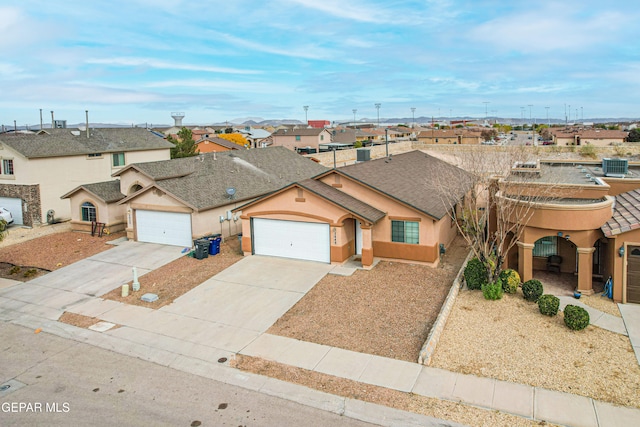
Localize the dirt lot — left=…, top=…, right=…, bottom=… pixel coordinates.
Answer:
left=101, top=238, right=243, bottom=309
left=268, top=237, right=469, bottom=362
left=0, top=229, right=126, bottom=281
left=430, top=289, right=640, bottom=408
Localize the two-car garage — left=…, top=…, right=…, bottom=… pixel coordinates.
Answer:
left=252, top=218, right=330, bottom=263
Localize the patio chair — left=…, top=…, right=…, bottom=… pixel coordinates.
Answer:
left=546, top=255, right=562, bottom=274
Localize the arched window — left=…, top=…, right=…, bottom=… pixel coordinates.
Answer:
left=81, top=202, right=96, bottom=222
left=129, top=184, right=143, bottom=195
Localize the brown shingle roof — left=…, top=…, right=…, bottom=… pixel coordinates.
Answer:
left=120, top=147, right=328, bottom=211
left=62, top=180, right=125, bottom=203
left=601, top=189, right=640, bottom=237
left=0, top=128, right=173, bottom=158
left=336, top=150, right=472, bottom=219
left=196, top=137, right=240, bottom=150
left=298, top=179, right=386, bottom=223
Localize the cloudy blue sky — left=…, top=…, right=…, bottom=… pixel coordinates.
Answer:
left=1, top=0, right=638, bottom=126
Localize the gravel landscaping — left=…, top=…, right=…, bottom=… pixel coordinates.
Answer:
left=430, top=289, right=640, bottom=408
left=268, top=237, right=470, bottom=362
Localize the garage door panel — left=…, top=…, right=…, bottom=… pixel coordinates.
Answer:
left=0, top=197, right=23, bottom=225
left=136, top=210, right=192, bottom=247
left=253, top=218, right=329, bottom=263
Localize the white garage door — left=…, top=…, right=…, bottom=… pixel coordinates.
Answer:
left=136, top=210, right=192, bottom=247
left=252, top=218, right=330, bottom=263
left=0, top=197, right=23, bottom=225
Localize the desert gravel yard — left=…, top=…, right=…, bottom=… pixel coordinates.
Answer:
left=268, top=237, right=469, bottom=362
left=430, top=289, right=640, bottom=408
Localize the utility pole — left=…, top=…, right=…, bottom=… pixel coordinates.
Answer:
left=303, top=105, right=309, bottom=126
left=375, top=103, right=381, bottom=128
left=411, top=107, right=416, bottom=128
left=352, top=109, right=357, bottom=129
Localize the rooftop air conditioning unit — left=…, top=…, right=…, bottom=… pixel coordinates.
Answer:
left=356, top=148, right=371, bottom=163
left=602, top=158, right=628, bottom=177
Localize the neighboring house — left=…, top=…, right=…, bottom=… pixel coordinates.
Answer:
left=550, top=128, right=628, bottom=146
left=416, top=129, right=483, bottom=145
left=0, top=128, right=172, bottom=226
left=271, top=128, right=332, bottom=153
left=500, top=158, right=640, bottom=303
left=195, top=137, right=240, bottom=153
left=237, top=127, right=272, bottom=148
left=235, top=150, right=470, bottom=268
left=62, top=147, right=327, bottom=246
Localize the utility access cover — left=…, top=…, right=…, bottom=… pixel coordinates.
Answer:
left=141, top=293, right=159, bottom=302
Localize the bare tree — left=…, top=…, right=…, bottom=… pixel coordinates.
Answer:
left=428, top=146, right=565, bottom=282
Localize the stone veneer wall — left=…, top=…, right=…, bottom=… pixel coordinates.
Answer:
left=418, top=250, right=473, bottom=365
left=0, top=183, right=41, bottom=227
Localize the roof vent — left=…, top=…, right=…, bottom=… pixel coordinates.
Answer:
left=602, top=158, right=628, bottom=177
left=511, top=160, right=540, bottom=175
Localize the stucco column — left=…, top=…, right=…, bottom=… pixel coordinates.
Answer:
left=576, top=247, right=596, bottom=295
left=517, top=242, right=534, bottom=283
left=361, top=225, right=374, bottom=267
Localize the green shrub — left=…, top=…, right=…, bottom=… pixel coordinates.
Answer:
left=538, top=294, right=560, bottom=316
left=579, top=144, right=596, bottom=159
left=499, top=269, right=520, bottom=293
left=564, top=305, right=590, bottom=330
left=564, top=304, right=589, bottom=331
left=522, top=279, right=543, bottom=302
left=464, top=258, right=488, bottom=290
left=9, top=265, right=21, bottom=275
left=482, top=279, right=503, bottom=300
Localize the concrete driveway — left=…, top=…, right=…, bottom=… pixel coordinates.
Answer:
left=159, top=255, right=334, bottom=332
left=0, top=240, right=183, bottom=315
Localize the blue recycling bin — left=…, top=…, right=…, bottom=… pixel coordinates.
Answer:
left=209, top=236, right=222, bottom=255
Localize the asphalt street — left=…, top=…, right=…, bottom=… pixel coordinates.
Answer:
left=0, top=323, right=377, bottom=427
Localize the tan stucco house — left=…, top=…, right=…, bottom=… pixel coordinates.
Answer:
left=271, top=128, right=332, bottom=153
left=500, top=158, right=640, bottom=303
left=0, top=128, right=172, bottom=226
left=417, top=129, right=483, bottom=145
left=235, top=150, right=470, bottom=267
left=62, top=147, right=327, bottom=247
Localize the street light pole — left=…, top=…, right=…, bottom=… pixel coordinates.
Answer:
left=411, top=107, right=416, bottom=128
left=545, top=107, right=550, bottom=128
left=375, top=103, right=381, bottom=128
left=352, top=109, right=357, bottom=129
left=483, top=101, right=489, bottom=121
left=303, top=105, right=309, bottom=126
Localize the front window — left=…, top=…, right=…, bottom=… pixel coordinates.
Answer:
left=533, top=236, right=557, bottom=257
left=391, top=220, right=419, bottom=244
left=112, top=152, right=125, bottom=167
left=2, top=159, right=14, bottom=175
left=295, top=135, right=301, bottom=141
left=320, top=135, right=324, bottom=141
left=81, top=202, right=96, bottom=222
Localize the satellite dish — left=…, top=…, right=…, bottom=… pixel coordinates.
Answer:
left=226, top=187, right=236, bottom=198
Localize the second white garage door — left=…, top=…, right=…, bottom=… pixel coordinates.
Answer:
left=252, top=218, right=330, bottom=263
left=136, top=210, right=192, bottom=247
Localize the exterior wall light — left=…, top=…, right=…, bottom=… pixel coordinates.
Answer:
left=619, top=246, right=625, bottom=258
left=557, top=232, right=563, bottom=237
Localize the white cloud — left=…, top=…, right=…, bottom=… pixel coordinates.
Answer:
left=85, top=57, right=261, bottom=75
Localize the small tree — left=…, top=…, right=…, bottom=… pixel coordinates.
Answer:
left=627, top=129, right=640, bottom=142
left=168, top=127, right=197, bottom=159
left=0, top=219, right=6, bottom=242
left=480, top=128, right=498, bottom=142
left=428, top=146, right=565, bottom=283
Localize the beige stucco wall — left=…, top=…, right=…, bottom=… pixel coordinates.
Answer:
left=0, top=146, right=169, bottom=222
left=272, top=130, right=330, bottom=151
left=117, top=168, right=158, bottom=196
left=66, top=189, right=127, bottom=233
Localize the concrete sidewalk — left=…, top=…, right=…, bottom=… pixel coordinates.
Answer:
left=619, top=303, right=640, bottom=365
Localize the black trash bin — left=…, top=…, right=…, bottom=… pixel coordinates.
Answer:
left=194, top=239, right=209, bottom=260
left=209, top=236, right=221, bottom=255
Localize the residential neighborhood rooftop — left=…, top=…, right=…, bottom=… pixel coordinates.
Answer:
left=601, top=189, right=640, bottom=237
left=0, top=127, right=174, bottom=158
